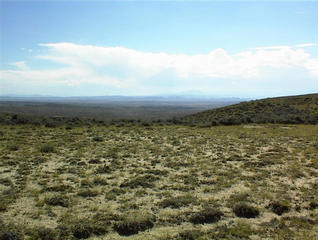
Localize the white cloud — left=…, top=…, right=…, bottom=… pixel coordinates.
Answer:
left=20, top=48, right=33, bottom=53
left=36, top=42, right=318, bottom=78
left=9, top=61, right=29, bottom=70
left=249, top=45, right=291, bottom=51
left=1, top=42, right=318, bottom=96
left=252, top=43, right=318, bottom=50
left=295, top=43, right=318, bottom=48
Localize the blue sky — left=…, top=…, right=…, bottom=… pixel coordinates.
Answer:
left=1, top=1, right=318, bottom=97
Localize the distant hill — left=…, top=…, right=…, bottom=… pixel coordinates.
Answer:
left=180, top=93, right=318, bottom=126
left=0, top=95, right=244, bottom=103
left=0, top=96, right=242, bottom=126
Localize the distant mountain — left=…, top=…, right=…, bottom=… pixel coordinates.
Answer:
left=0, top=94, right=246, bottom=103
left=180, top=93, right=318, bottom=125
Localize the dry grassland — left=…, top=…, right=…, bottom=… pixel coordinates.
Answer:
left=1, top=124, right=318, bottom=239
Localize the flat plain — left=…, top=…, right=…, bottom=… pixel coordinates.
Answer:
left=1, top=123, right=318, bottom=239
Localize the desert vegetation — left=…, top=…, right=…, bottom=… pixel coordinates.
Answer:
left=181, top=93, right=318, bottom=126
left=1, top=121, right=318, bottom=239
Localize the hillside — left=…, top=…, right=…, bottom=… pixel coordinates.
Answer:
left=180, top=93, right=318, bottom=126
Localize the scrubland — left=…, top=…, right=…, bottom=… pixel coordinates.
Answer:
left=1, top=123, right=318, bottom=239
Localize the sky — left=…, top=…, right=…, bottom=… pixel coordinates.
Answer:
left=1, top=1, right=318, bottom=98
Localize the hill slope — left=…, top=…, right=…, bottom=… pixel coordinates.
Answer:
left=180, top=93, right=318, bottom=125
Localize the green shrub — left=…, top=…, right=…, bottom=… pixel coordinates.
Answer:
left=0, top=189, right=17, bottom=212
left=77, top=189, right=99, bottom=198
left=80, top=179, right=93, bottom=188
left=65, top=125, right=72, bottom=130
left=105, top=188, right=126, bottom=200
left=189, top=208, right=223, bottom=224
left=269, top=201, right=290, bottom=215
left=45, top=122, right=57, bottom=128
left=93, top=176, right=108, bottom=186
left=0, top=223, right=23, bottom=240
left=30, top=227, right=57, bottom=240
left=45, top=195, right=69, bottom=207
left=0, top=199, right=9, bottom=212
left=114, top=212, right=155, bottom=236
left=88, top=158, right=101, bottom=164
left=233, top=203, right=259, bottom=218
left=95, top=165, right=111, bottom=174
left=92, top=136, right=103, bottom=142
left=90, top=213, right=113, bottom=235
left=40, top=144, right=55, bottom=153
left=178, top=229, right=202, bottom=240
left=0, top=178, right=13, bottom=187
left=44, top=184, right=73, bottom=193
left=8, top=144, right=19, bottom=151
left=309, top=201, right=318, bottom=210
left=57, top=217, right=110, bottom=239
left=72, top=223, right=92, bottom=239
left=120, top=175, right=159, bottom=189
left=159, top=195, right=197, bottom=209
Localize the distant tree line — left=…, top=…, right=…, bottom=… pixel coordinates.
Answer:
left=0, top=112, right=168, bottom=128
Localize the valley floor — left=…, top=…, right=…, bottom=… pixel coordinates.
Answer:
left=1, top=124, right=318, bottom=239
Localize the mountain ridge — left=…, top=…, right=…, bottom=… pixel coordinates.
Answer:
left=180, top=93, right=318, bottom=126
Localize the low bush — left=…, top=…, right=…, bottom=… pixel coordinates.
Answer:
left=65, top=125, right=72, bottom=130
left=0, top=223, right=23, bottom=240
left=93, top=176, right=108, bottom=186
left=77, top=189, right=99, bottom=198
left=95, top=165, right=111, bottom=174
left=159, top=195, right=197, bottom=209
left=309, top=201, right=318, bottom=210
left=189, top=208, right=223, bottom=224
left=30, top=227, right=57, bottom=240
left=45, top=122, right=58, bottom=128
left=114, top=212, right=155, bottom=236
left=80, top=179, right=93, bottom=188
left=0, top=201, right=8, bottom=212
left=214, top=221, right=254, bottom=239
left=105, top=188, right=126, bottom=200
left=57, top=216, right=110, bottom=239
left=0, top=178, right=13, bottom=187
left=269, top=201, right=290, bottom=215
left=178, top=229, right=202, bottom=240
left=233, top=203, right=259, bottom=218
left=44, top=184, right=73, bottom=193
left=72, top=223, right=92, bottom=239
left=45, top=195, right=69, bottom=208
left=88, top=158, right=101, bottom=164
left=40, top=144, right=55, bottom=153
left=120, top=175, right=159, bottom=189
left=8, top=144, right=19, bottom=151
left=92, top=136, right=103, bottom=142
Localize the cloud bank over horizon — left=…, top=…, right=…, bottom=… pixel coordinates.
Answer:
left=1, top=42, right=318, bottom=98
